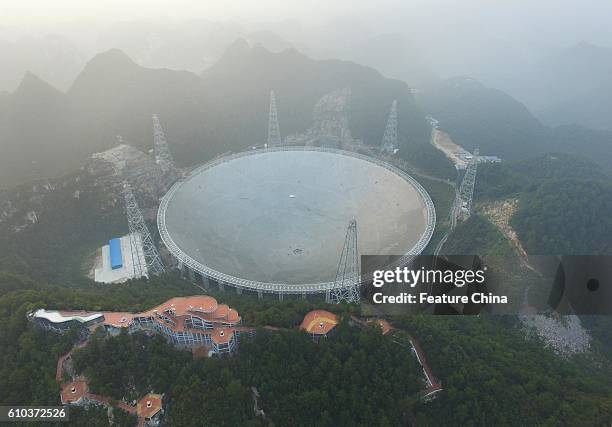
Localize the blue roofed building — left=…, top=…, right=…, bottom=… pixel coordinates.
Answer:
left=109, top=238, right=123, bottom=270
left=94, top=234, right=147, bottom=284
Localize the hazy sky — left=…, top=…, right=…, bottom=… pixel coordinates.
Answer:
left=3, top=0, right=612, bottom=47
left=5, top=0, right=351, bottom=26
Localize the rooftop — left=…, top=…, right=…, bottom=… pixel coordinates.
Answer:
left=101, top=312, right=135, bottom=328
left=212, top=304, right=229, bottom=318
left=211, top=328, right=234, bottom=345
left=141, top=296, right=219, bottom=317
left=226, top=308, right=240, bottom=323
left=300, top=310, right=338, bottom=335
left=32, top=309, right=103, bottom=324
left=60, top=380, right=88, bottom=404
left=137, top=394, right=163, bottom=419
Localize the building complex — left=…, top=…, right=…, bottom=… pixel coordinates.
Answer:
left=29, top=296, right=251, bottom=356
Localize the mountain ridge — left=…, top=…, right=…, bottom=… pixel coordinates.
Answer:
left=0, top=42, right=437, bottom=188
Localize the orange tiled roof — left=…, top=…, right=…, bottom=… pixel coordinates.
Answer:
left=175, top=296, right=218, bottom=314
left=139, top=296, right=218, bottom=317
left=137, top=394, right=162, bottom=419
left=61, top=381, right=88, bottom=404
left=102, top=312, right=134, bottom=328
left=211, top=328, right=234, bottom=345
left=300, top=310, right=338, bottom=335
left=225, top=308, right=240, bottom=323
left=212, top=304, right=229, bottom=319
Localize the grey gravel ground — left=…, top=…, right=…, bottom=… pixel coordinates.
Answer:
left=520, top=313, right=591, bottom=357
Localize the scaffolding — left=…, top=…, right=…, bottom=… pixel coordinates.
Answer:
left=152, top=114, right=176, bottom=172
left=124, top=181, right=165, bottom=277
left=458, top=149, right=479, bottom=219
left=267, top=90, right=282, bottom=146
left=328, top=220, right=360, bottom=304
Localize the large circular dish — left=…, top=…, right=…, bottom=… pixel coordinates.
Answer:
left=158, top=146, right=435, bottom=294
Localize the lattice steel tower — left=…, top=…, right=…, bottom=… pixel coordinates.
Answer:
left=152, top=114, right=175, bottom=171
left=458, top=149, right=479, bottom=219
left=381, top=100, right=398, bottom=154
left=267, top=90, right=282, bottom=146
left=328, top=219, right=360, bottom=304
left=124, top=181, right=165, bottom=277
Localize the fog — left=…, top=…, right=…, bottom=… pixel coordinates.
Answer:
left=4, top=0, right=612, bottom=45
left=2, top=0, right=612, bottom=121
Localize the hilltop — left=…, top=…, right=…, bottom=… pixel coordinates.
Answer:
left=0, top=42, right=440, bottom=188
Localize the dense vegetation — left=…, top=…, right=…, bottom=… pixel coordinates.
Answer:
left=400, top=315, right=612, bottom=426
left=73, top=331, right=256, bottom=426
left=475, top=153, right=607, bottom=200
left=236, top=323, right=422, bottom=426
left=72, top=323, right=423, bottom=426
left=443, top=214, right=516, bottom=259
left=0, top=170, right=124, bottom=283
left=511, top=179, right=612, bottom=255
left=400, top=142, right=455, bottom=181
left=442, top=215, right=543, bottom=311
left=2, top=273, right=610, bottom=426
left=475, top=153, right=612, bottom=255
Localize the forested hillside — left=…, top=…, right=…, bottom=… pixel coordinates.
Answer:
left=420, top=77, right=549, bottom=160
left=0, top=276, right=194, bottom=409
left=420, top=77, right=612, bottom=173
left=0, top=168, right=124, bottom=283
left=71, top=322, right=423, bottom=426
left=442, top=214, right=542, bottom=312
left=0, top=274, right=415, bottom=426
left=0, top=73, right=74, bottom=185
left=512, top=179, right=612, bottom=255
left=1, top=275, right=610, bottom=426
left=400, top=315, right=612, bottom=426
left=475, top=153, right=612, bottom=255
left=475, top=153, right=607, bottom=199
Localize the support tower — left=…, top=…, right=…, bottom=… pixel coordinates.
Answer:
left=381, top=100, right=398, bottom=154
left=267, top=90, right=282, bottom=146
left=458, top=149, right=479, bottom=219
left=152, top=114, right=176, bottom=172
left=124, top=181, right=165, bottom=277
left=328, top=220, right=360, bottom=304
